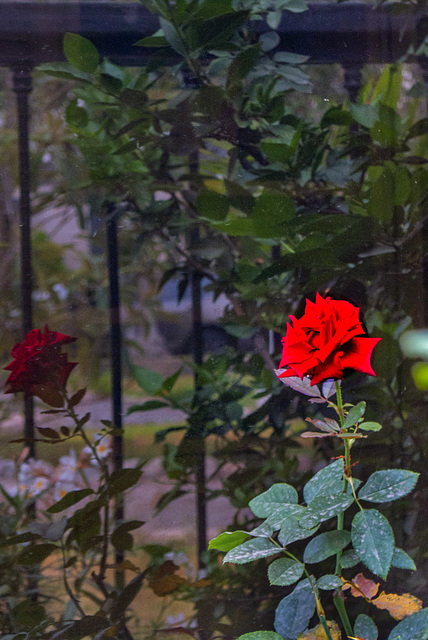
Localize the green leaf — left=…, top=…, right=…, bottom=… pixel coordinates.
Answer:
left=12, top=600, right=46, bottom=628
left=268, top=558, right=304, bottom=586
left=111, top=521, right=144, bottom=552
left=259, top=32, right=280, bottom=53
left=208, top=530, right=249, bottom=552
left=162, top=367, right=183, bottom=393
left=392, top=546, right=416, bottom=571
left=407, top=118, right=428, bottom=140
left=274, top=580, right=316, bottom=640
left=350, top=103, right=378, bottom=129
left=127, top=400, right=169, bottom=415
left=197, top=189, right=230, bottom=221
left=38, top=62, right=93, bottom=83
left=189, top=11, right=249, bottom=51
left=47, top=488, right=94, bottom=514
left=17, top=543, right=58, bottom=565
left=317, top=574, right=343, bottom=590
left=28, top=516, right=67, bottom=541
left=320, top=106, right=354, bottom=128
left=132, top=365, right=163, bottom=394
left=53, top=615, right=109, bottom=639
left=251, top=189, right=295, bottom=237
left=227, top=45, right=261, bottom=89
left=134, top=31, right=168, bottom=47
left=340, top=549, right=360, bottom=569
left=254, top=505, right=305, bottom=534
left=223, top=537, right=279, bottom=564
left=63, top=33, right=99, bottom=73
left=238, top=633, right=284, bottom=640
left=303, top=458, right=345, bottom=504
left=358, top=469, right=419, bottom=503
left=282, top=0, right=308, bottom=11
left=352, top=509, right=395, bottom=579
left=274, top=51, right=309, bottom=64
left=267, top=10, right=282, bottom=29
left=278, top=516, right=319, bottom=546
left=159, top=17, right=187, bottom=56
left=303, top=530, right=351, bottom=564
left=343, top=401, right=366, bottom=429
left=65, top=99, right=88, bottom=129
left=359, top=421, right=382, bottom=432
left=249, top=483, right=298, bottom=518
left=387, top=609, right=428, bottom=640
left=110, top=573, right=145, bottom=622
left=0, top=531, right=40, bottom=547
left=107, top=468, right=143, bottom=497
left=300, top=494, right=353, bottom=529
left=354, top=614, right=378, bottom=640
left=367, top=167, right=395, bottom=223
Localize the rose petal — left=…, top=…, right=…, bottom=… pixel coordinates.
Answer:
left=341, top=337, right=382, bottom=376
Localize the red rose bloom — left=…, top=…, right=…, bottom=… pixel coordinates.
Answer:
left=278, top=294, right=381, bottom=385
left=4, top=326, right=77, bottom=397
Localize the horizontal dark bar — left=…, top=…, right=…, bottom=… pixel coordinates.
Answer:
left=0, top=2, right=423, bottom=67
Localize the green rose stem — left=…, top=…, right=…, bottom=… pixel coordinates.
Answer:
left=333, top=380, right=353, bottom=637
left=63, top=391, right=111, bottom=585
left=269, top=542, right=334, bottom=640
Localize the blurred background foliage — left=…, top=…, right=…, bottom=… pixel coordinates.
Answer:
left=2, top=0, right=428, bottom=636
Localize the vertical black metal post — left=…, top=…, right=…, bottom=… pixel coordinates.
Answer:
left=182, top=64, right=207, bottom=569
left=190, top=226, right=207, bottom=568
left=418, top=56, right=428, bottom=326
left=106, top=209, right=124, bottom=588
left=12, top=65, right=35, bottom=457
left=270, top=245, right=282, bottom=355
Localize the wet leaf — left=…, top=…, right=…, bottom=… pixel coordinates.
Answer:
left=274, top=580, right=316, bottom=640
left=224, top=538, right=279, bottom=564
left=354, top=614, right=378, bottom=640
left=249, top=483, right=298, bottom=518
left=351, top=509, right=394, bottom=579
left=358, top=470, right=419, bottom=503
left=268, top=558, right=304, bottom=586
left=373, top=591, right=422, bottom=621
left=209, top=531, right=249, bottom=552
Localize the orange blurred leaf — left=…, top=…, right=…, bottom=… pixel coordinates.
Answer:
left=297, top=621, right=341, bottom=639
left=372, top=591, right=422, bottom=620
left=113, top=559, right=140, bottom=573
left=343, top=573, right=379, bottom=600
left=191, top=578, right=212, bottom=588
left=149, top=573, right=188, bottom=596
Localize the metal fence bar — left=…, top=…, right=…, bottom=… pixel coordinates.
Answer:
left=12, top=65, right=35, bottom=458
left=106, top=209, right=125, bottom=588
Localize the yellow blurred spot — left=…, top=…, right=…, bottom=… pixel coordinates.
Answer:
left=297, top=620, right=341, bottom=639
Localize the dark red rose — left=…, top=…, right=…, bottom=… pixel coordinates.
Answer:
left=278, top=293, right=381, bottom=385
left=4, top=326, right=77, bottom=399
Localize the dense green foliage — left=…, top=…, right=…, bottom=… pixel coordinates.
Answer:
left=2, top=0, right=428, bottom=636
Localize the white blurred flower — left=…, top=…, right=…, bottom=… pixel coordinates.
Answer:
left=166, top=613, right=197, bottom=629
left=58, top=450, right=78, bottom=482
left=53, top=481, right=79, bottom=502
left=166, top=613, right=185, bottom=626
left=82, top=435, right=112, bottom=464
left=95, top=436, right=111, bottom=459
left=18, top=459, right=52, bottom=497
left=164, top=551, right=189, bottom=566
left=29, top=476, right=49, bottom=497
